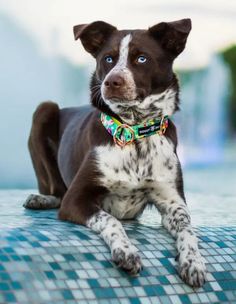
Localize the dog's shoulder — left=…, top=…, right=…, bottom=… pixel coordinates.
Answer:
left=59, top=105, right=112, bottom=146
left=59, top=105, right=93, bottom=133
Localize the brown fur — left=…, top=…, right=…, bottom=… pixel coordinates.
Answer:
left=27, top=19, right=191, bottom=225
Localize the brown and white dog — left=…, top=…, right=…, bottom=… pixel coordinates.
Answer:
left=24, top=19, right=206, bottom=287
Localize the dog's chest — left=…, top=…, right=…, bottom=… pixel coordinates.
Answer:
left=95, top=135, right=178, bottom=219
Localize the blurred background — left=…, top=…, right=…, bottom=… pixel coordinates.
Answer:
left=0, top=0, right=235, bottom=210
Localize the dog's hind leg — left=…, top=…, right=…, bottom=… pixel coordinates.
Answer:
left=24, top=102, right=67, bottom=210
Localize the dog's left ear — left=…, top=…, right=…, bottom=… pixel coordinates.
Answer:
left=149, top=18, right=192, bottom=57
left=73, top=21, right=117, bottom=57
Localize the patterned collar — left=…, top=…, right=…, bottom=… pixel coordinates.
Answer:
left=100, top=112, right=169, bottom=147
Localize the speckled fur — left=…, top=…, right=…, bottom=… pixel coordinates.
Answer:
left=89, top=131, right=206, bottom=286
left=87, top=210, right=142, bottom=275
left=87, top=34, right=206, bottom=287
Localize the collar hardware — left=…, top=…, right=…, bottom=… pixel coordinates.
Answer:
left=113, top=124, right=135, bottom=147
left=158, top=116, right=168, bottom=135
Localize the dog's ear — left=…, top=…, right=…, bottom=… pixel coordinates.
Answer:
left=149, top=18, right=191, bottom=57
left=73, top=21, right=117, bottom=57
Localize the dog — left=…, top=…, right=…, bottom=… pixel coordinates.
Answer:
left=24, top=19, right=206, bottom=287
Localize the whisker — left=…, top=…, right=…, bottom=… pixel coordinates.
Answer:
left=91, top=85, right=101, bottom=92
left=91, top=86, right=104, bottom=109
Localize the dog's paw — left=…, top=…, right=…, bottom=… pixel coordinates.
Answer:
left=112, top=244, right=142, bottom=276
left=23, top=194, right=61, bottom=209
left=178, top=253, right=206, bottom=288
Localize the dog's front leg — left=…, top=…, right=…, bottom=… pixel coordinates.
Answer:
left=58, top=155, right=142, bottom=275
left=87, top=210, right=142, bottom=275
left=153, top=187, right=206, bottom=287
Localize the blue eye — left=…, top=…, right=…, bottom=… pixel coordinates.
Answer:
left=137, top=55, right=147, bottom=63
left=105, top=56, right=113, bottom=63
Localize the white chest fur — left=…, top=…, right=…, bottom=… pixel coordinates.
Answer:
left=95, top=135, right=178, bottom=219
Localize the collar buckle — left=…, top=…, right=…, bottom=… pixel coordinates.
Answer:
left=158, top=116, right=168, bottom=135
left=113, top=124, right=135, bottom=147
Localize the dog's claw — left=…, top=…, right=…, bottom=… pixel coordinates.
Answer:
left=175, top=253, right=180, bottom=262
left=178, top=255, right=207, bottom=288
left=112, top=247, right=142, bottom=276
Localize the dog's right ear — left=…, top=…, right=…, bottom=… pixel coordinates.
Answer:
left=73, top=21, right=117, bottom=57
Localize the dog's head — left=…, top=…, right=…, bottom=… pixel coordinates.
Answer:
left=73, top=19, right=191, bottom=124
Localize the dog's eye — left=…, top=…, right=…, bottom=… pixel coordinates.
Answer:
left=137, top=55, right=147, bottom=64
left=104, top=56, right=113, bottom=64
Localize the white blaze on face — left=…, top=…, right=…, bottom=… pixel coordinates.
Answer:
left=114, top=34, right=132, bottom=70
left=101, top=34, right=137, bottom=107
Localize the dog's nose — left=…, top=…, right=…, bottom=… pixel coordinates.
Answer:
left=104, top=74, right=124, bottom=89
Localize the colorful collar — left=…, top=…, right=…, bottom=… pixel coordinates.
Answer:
left=100, top=113, right=169, bottom=147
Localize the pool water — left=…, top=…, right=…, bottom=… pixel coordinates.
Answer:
left=0, top=165, right=235, bottom=303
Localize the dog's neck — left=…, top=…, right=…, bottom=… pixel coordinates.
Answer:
left=90, top=73, right=180, bottom=125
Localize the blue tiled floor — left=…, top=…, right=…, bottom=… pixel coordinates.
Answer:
left=0, top=190, right=236, bottom=303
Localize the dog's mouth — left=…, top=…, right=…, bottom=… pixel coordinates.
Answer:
left=103, top=89, right=147, bottom=107
left=107, top=95, right=138, bottom=102
left=104, top=96, right=141, bottom=108
left=102, top=89, right=137, bottom=101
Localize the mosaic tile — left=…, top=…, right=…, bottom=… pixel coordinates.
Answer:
left=0, top=202, right=236, bottom=303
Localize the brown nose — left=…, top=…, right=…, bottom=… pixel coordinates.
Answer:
left=104, top=73, right=124, bottom=89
